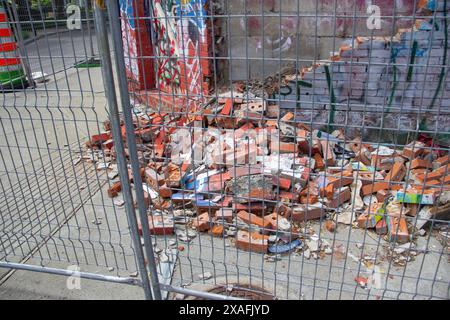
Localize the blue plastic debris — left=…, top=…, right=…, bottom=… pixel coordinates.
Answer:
left=268, top=239, right=302, bottom=254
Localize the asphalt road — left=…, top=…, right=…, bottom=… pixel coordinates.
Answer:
left=24, top=27, right=98, bottom=77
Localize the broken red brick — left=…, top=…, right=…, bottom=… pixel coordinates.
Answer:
left=291, top=204, right=325, bottom=222
left=271, top=141, right=298, bottom=154
left=357, top=213, right=379, bottom=229
left=299, top=194, right=319, bottom=205
left=375, top=219, right=388, bottom=235
left=279, top=190, right=298, bottom=201
left=210, top=224, right=224, bottom=237
left=237, top=211, right=271, bottom=229
left=324, top=220, right=336, bottom=232
left=410, top=158, right=432, bottom=170
left=320, top=183, right=335, bottom=200
left=275, top=203, right=293, bottom=218
left=91, top=132, right=110, bottom=144
left=386, top=216, right=409, bottom=244
left=215, top=208, right=234, bottom=222
left=320, top=140, right=336, bottom=166
left=272, top=176, right=291, bottom=190
left=235, top=230, right=268, bottom=253
left=361, top=182, right=402, bottom=196
left=158, top=184, right=172, bottom=198
left=138, top=215, right=174, bottom=236
left=221, top=98, right=233, bottom=116
left=281, top=112, right=294, bottom=122
left=416, top=164, right=450, bottom=183
left=314, top=153, right=325, bottom=170
left=233, top=203, right=267, bottom=215
left=107, top=181, right=121, bottom=198
left=207, top=173, right=232, bottom=192
left=312, top=139, right=322, bottom=155
left=384, top=162, right=406, bottom=182
left=376, top=189, right=390, bottom=202
left=433, top=155, right=450, bottom=170
left=327, top=187, right=351, bottom=209
left=371, top=153, right=404, bottom=171
left=263, top=213, right=280, bottom=230
left=192, top=212, right=213, bottom=232
left=165, top=164, right=181, bottom=188
left=326, top=172, right=354, bottom=190
left=402, top=141, right=426, bottom=159
left=102, top=139, right=114, bottom=150
left=145, top=168, right=165, bottom=189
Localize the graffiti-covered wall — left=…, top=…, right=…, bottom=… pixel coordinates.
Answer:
left=152, top=0, right=212, bottom=97
left=119, top=0, right=155, bottom=90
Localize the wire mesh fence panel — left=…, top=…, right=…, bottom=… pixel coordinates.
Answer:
left=0, top=0, right=150, bottom=298
left=1, top=0, right=449, bottom=301
left=107, top=0, right=450, bottom=300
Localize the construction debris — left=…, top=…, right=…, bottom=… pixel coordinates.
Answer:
left=83, top=83, right=450, bottom=268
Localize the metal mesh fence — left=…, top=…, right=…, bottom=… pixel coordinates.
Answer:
left=0, top=0, right=449, bottom=300
left=0, top=0, right=145, bottom=295
left=114, top=0, right=450, bottom=300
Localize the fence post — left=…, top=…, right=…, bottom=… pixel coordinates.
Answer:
left=93, top=1, right=154, bottom=300
left=104, top=0, right=163, bottom=300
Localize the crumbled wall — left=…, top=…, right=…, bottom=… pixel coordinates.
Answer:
left=277, top=1, right=449, bottom=142
left=218, top=0, right=440, bottom=80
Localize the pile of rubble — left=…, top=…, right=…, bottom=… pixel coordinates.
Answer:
left=83, top=88, right=450, bottom=259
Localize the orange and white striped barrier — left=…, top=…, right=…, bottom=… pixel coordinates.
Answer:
left=0, top=4, right=28, bottom=90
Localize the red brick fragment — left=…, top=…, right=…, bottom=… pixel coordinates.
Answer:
left=299, top=194, right=319, bottom=205
left=327, top=187, right=351, bottom=209
left=91, top=132, right=110, bottom=144
left=158, top=184, right=172, bottom=198
left=324, top=220, right=336, bottom=232
left=402, top=141, right=426, bottom=159
left=314, top=153, right=325, bottom=170
left=291, top=204, right=325, bottom=222
left=233, top=202, right=267, bottom=215
left=215, top=208, right=234, bottom=222
left=320, top=140, right=335, bottom=166
left=362, top=182, right=402, bottom=196
left=102, top=139, right=114, bottom=150
left=138, top=216, right=174, bottom=236
left=108, top=182, right=121, bottom=198
left=376, top=219, right=388, bottom=235
left=433, top=155, right=450, bottom=170
left=320, top=184, right=335, bottom=200
left=221, top=98, right=233, bottom=116
left=272, top=176, right=291, bottom=190
left=271, top=141, right=298, bottom=154
left=386, top=216, right=409, bottom=244
left=235, top=230, right=268, bottom=253
left=193, top=212, right=213, bottom=232
left=384, top=162, right=406, bottom=182
left=145, top=168, right=165, bottom=189
left=410, top=158, right=432, bottom=170
left=237, top=211, right=271, bottom=228
left=210, top=224, right=224, bottom=237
